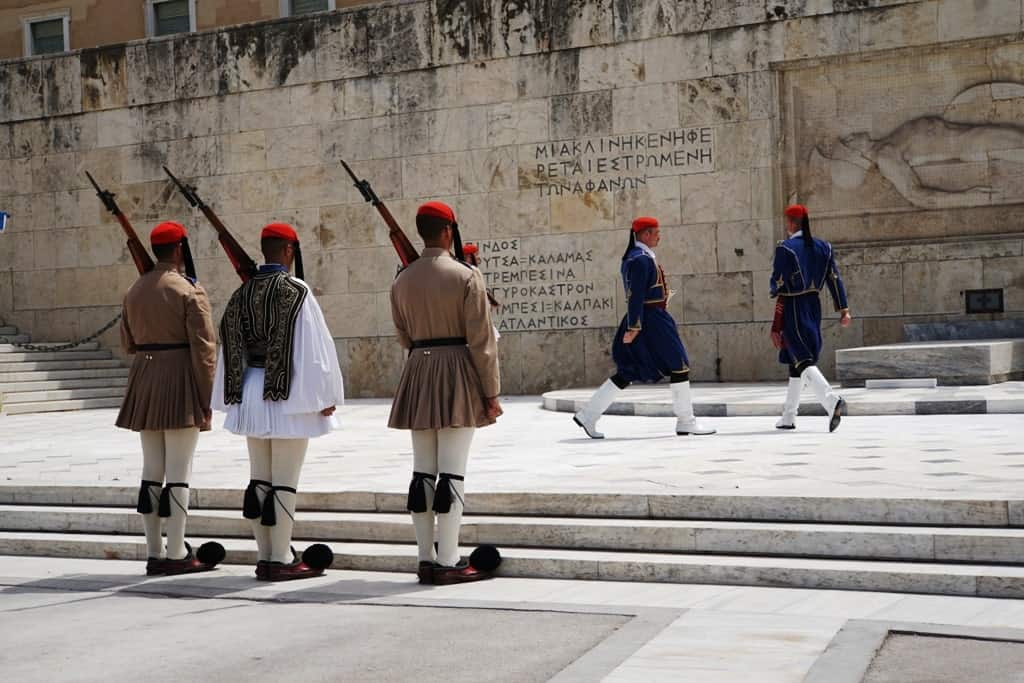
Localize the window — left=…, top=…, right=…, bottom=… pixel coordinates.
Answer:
left=22, top=12, right=70, bottom=57
left=282, top=0, right=335, bottom=16
left=145, top=0, right=196, bottom=37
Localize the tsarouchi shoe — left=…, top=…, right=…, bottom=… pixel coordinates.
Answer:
left=829, top=397, right=846, bottom=433
left=266, top=550, right=325, bottom=582
left=432, top=560, right=491, bottom=585
left=255, top=560, right=270, bottom=581
left=160, top=543, right=216, bottom=576
left=145, top=557, right=165, bottom=576
left=417, top=560, right=439, bottom=585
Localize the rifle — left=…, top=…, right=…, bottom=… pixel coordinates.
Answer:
left=341, top=160, right=499, bottom=308
left=163, top=166, right=257, bottom=282
left=85, top=171, right=154, bottom=275
left=341, top=159, right=419, bottom=267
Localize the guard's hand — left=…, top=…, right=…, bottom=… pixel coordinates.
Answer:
left=484, top=397, right=503, bottom=420
left=201, top=409, right=212, bottom=431
left=321, top=405, right=336, bottom=417
left=840, top=309, right=852, bottom=327
left=770, top=330, right=784, bottom=350
left=623, top=329, right=640, bottom=344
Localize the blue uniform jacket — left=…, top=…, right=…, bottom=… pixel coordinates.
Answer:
left=612, top=246, right=689, bottom=383
left=770, top=234, right=848, bottom=367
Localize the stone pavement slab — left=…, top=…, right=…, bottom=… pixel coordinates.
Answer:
left=543, top=381, right=1024, bottom=417
left=0, top=398, right=1023, bottom=499
left=2, top=557, right=1023, bottom=683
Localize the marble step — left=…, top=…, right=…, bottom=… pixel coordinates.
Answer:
left=0, top=342, right=100, bottom=352
left=837, top=339, right=1024, bottom=387
left=2, top=397, right=125, bottom=415
left=1, top=485, right=1020, bottom=527
left=0, top=377, right=128, bottom=392
left=4, top=505, right=1024, bottom=564
left=0, top=368, right=130, bottom=382
left=0, top=325, right=18, bottom=336
left=1, top=386, right=125, bottom=404
left=2, top=531, right=1023, bottom=598
left=0, top=350, right=113, bottom=363
left=0, top=359, right=124, bottom=373
left=0, top=336, right=32, bottom=346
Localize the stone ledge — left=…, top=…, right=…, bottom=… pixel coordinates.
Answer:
left=836, top=339, right=1024, bottom=387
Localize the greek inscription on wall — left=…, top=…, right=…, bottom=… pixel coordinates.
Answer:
left=474, top=239, right=618, bottom=332
left=532, top=127, right=715, bottom=196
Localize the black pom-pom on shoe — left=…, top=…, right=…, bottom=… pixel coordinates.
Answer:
left=302, top=543, right=334, bottom=571
left=469, top=544, right=502, bottom=572
left=196, top=541, right=226, bottom=567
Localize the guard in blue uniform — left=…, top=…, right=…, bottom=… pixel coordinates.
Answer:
left=771, top=204, right=851, bottom=432
left=574, top=217, right=715, bottom=438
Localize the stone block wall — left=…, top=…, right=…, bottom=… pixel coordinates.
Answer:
left=1, top=0, right=1023, bottom=396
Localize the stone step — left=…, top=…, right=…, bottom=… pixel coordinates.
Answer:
left=1, top=485, right=1020, bottom=527
left=4, top=505, right=1024, bottom=564
left=837, top=339, right=1024, bottom=387
left=0, top=325, right=18, bottom=336
left=2, top=531, right=1023, bottom=598
left=2, top=397, right=124, bottom=415
left=0, top=350, right=113, bottom=363
left=0, top=368, right=130, bottom=382
left=1, top=386, right=126, bottom=404
left=0, top=342, right=100, bottom=353
left=0, top=336, right=32, bottom=346
left=0, top=359, right=125, bottom=373
left=0, top=377, right=129, bottom=393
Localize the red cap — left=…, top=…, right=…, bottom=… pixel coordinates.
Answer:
left=632, top=216, right=658, bottom=233
left=784, top=204, right=808, bottom=220
left=463, top=243, right=479, bottom=256
left=150, top=221, right=187, bottom=246
left=417, top=201, right=456, bottom=223
left=261, top=222, right=299, bottom=242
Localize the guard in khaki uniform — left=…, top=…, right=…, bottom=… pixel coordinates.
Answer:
left=116, top=221, right=223, bottom=575
left=389, top=201, right=503, bottom=585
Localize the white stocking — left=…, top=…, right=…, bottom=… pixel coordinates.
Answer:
left=410, top=430, right=439, bottom=562
left=435, top=427, right=474, bottom=568
left=246, top=437, right=273, bottom=562
left=268, top=438, right=308, bottom=564
left=163, top=428, right=198, bottom=561
left=139, top=431, right=166, bottom=559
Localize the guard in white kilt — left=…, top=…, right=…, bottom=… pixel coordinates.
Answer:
left=213, top=223, right=343, bottom=581
left=116, top=221, right=224, bottom=575
left=389, top=202, right=503, bottom=585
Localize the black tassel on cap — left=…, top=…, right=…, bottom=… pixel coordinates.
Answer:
left=407, top=472, right=436, bottom=513
left=432, top=473, right=465, bottom=514
left=452, top=222, right=465, bottom=262
left=294, top=242, right=304, bottom=280
left=243, top=479, right=271, bottom=520
left=136, top=480, right=161, bottom=514
left=181, top=237, right=197, bottom=281
left=621, top=230, right=636, bottom=261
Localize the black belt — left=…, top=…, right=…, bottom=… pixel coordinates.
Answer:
left=136, top=343, right=188, bottom=351
left=410, top=337, right=467, bottom=349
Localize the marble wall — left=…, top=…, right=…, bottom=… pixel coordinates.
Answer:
left=1, top=0, right=1023, bottom=396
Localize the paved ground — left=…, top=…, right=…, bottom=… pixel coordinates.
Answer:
left=543, top=381, right=1024, bottom=416
left=862, top=634, right=1024, bottom=683
left=1, top=556, right=1023, bottom=682
left=1, top=398, right=1022, bottom=498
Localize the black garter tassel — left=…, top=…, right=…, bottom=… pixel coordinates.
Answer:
left=260, top=486, right=297, bottom=527
left=407, top=472, right=435, bottom=513
left=136, top=480, right=161, bottom=514
left=243, top=479, right=270, bottom=519
left=158, top=483, right=188, bottom=518
left=432, top=473, right=465, bottom=514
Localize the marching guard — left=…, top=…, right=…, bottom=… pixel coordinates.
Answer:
left=389, top=202, right=503, bottom=585
left=771, top=204, right=851, bottom=432
left=574, top=217, right=715, bottom=439
left=213, top=223, right=343, bottom=580
left=116, top=222, right=223, bottom=575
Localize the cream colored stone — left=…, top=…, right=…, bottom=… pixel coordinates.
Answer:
left=716, top=220, right=774, bottom=273
left=578, top=42, right=645, bottom=92
left=239, top=88, right=293, bottom=132
left=126, top=40, right=175, bottom=107
left=347, top=246, right=399, bottom=294
left=31, top=153, right=78, bottom=193
left=550, top=91, right=613, bottom=139
left=485, top=189, right=550, bottom=237
left=938, top=0, right=1022, bottom=41
left=519, top=330, right=588, bottom=393
left=612, top=83, right=680, bottom=133
left=711, top=23, right=785, bottom=76
left=13, top=269, right=57, bottom=310
left=679, top=75, right=749, bottom=127
left=9, top=191, right=56, bottom=231
left=902, top=259, right=984, bottom=314
left=367, top=3, right=433, bottom=74
left=613, top=175, right=681, bottom=228
left=859, top=2, right=940, bottom=51
left=165, top=136, right=223, bottom=179
left=429, top=106, right=489, bottom=153
left=81, top=48, right=128, bottom=112
left=677, top=323, right=718, bottom=380
left=455, top=59, right=520, bottom=107
left=717, top=321, right=783, bottom=380
left=657, top=223, right=719, bottom=275
left=784, top=12, right=860, bottom=61
left=321, top=292, right=379, bottom=339
left=221, top=131, right=267, bottom=175
left=0, top=158, right=32, bottom=196
left=680, top=170, right=751, bottom=224
left=715, top=119, right=771, bottom=170
left=548, top=0, right=613, bottom=50
left=95, top=108, right=143, bottom=149
left=488, top=100, right=550, bottom=147
left=550, top=191, right=614, bottom=232
left=41, top=55, right=82, bottom=117
left=32, top=228, right=79, bottom=270
left=460, top=147, right=519, bottom=194
left=315, top=11, right=370, bottom=81
left=983, top=256, right=1024, bottom=311
left=642, top=34, right=713, bottom=84
left=402, top=153, right=461, bottom=198
left=680, top=272, right=753, bottom=323
left=265, top=125, right=320, bottom=170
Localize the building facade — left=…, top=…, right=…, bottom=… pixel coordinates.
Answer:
left=0, top=0, right=1022, bottom=397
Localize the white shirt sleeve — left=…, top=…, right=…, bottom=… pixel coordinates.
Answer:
left=211, top=345, right=228, bottom=412
left=280, top=287, right=345, bottom=416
